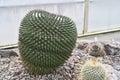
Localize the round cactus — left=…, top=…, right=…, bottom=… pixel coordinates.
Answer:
left=87, top=42, right=106, bottom=57
left=19, top=10, right=77, bottom=74
left=81, top=60, right=107, bottom=80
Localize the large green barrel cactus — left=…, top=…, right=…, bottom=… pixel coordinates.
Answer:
left=19, top=10, right=77, bottom=74
left=81, top=60, right=107, bottom=80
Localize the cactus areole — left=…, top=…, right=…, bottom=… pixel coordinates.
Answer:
left=19, top=10, right=77, bottom=74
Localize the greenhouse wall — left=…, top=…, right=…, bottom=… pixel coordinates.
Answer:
left=0, top=0, right=84, bottom=46
left=0, top=0, right=120, bottom=46
left=88, top=0, right=120, bottom=32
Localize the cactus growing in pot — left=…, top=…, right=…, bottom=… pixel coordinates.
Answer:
left=19, top=10, right=77, bottom=74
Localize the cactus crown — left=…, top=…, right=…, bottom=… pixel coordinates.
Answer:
left=81, top=60, right=107, bottom=80
left=19, top=10, right=77, bottom=74
left=91, top=45, right=100, bottom=52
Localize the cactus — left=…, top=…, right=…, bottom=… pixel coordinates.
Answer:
left=19, top=10, right=77, bottom=74
left=81, top=60, right=107, bottom=80
left=87, top=42, right=106, bottom=57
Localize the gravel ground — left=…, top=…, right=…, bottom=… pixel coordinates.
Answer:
left=0, top=40, right=120, bottom=80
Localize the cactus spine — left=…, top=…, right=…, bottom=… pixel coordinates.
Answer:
left=81, top=60, right=107, bottom=80
left=19, top=10, right=77, bottom=74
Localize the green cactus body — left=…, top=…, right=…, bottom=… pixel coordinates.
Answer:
left=81, top=60, right=107, bottom=80
left=19, top=10, right=77, bottom=74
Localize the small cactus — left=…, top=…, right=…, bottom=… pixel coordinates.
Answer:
left=81, top=60, right=107, bottom=80
left=86, top=42, right=106, bottom=57
left=19, top=10, right=77, bottom=74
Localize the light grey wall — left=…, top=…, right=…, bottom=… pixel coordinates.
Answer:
left=0, top=0, right=84, bottom=7
left=88, top=0, right=120, bottom=32
left=0, top=0, right=120, bottom=46
left=0, top=1, right=84, bottom=46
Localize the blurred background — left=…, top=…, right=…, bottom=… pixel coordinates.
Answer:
left=0, top=0, right=120, bottom=46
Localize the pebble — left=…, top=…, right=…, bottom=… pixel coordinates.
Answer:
left=105, top=64, right=118, bottom=80
left=113, top=64, right=120, bottom=71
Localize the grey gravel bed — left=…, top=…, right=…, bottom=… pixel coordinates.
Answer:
left=0, top=40, right=120, bottom=80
